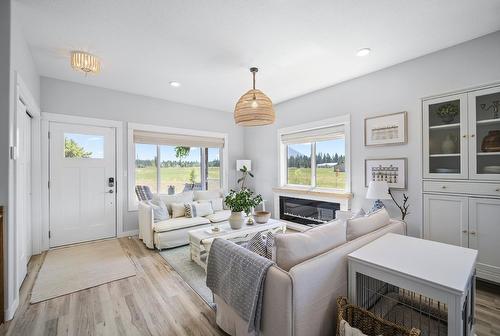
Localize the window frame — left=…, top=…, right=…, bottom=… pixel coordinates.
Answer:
left=127, top=122, right=228, bottom=211
left=278, top=115, right=351, bottom=193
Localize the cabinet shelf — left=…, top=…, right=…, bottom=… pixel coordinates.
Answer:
left=477, top=118, right=500, bottom=125
left=429, top=153, right=460, bottom=158
left=429, top=123, right=460, bottom=130
left=477, top=152, right=500, bottom=156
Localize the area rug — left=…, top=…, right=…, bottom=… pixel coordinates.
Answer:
left=159, top=246, right=214, bottom=306
left=31, top=239, right=136, bottom=303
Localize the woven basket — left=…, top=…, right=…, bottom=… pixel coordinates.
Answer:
left=336, top=297, right=421, bottom=336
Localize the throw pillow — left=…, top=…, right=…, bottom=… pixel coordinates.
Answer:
left=274, top=220, right=347, bottom=271
left=184, top=203, right=196, bottom=218
left=339, top=320, right=378, bottom=336
left=247, top=232, right=267, bottom=258
left=146, top=200, right=169, bottom=222
left=198, top=198, right=224, bottom=212
left=265, top=231, right=275, bottom=260
left=346, top=207, right=390, bottom=241
left=171, top=202, right=186, bottom=218
left=194, top=201, right=214, bottom=217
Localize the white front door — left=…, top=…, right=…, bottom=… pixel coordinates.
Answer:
left=15, top=99, right=32, bottom=288
left=49, top=122, right=116, bottom=247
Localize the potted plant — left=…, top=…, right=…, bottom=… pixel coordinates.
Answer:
left=436, top=103, right=459, bottom=123
left=224, top=189, right=263, bottom=229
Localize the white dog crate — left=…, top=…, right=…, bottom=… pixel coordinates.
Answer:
left=348, top=233, right=477, bottom=336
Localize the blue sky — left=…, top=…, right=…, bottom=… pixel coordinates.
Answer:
left=288, top=139, right=345, bottom=158
left=135, top=144, right=219, bottom=161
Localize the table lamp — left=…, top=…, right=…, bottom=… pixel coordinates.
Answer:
left=366, top=181, right=391, bottom=212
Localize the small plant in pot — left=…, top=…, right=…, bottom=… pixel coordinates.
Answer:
left=436, top=103, right=459, bottom=123
left=224, top=189, right=263, bottom=229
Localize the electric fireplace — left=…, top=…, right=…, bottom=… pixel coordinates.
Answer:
left=279, top=196, right=340, bottom=226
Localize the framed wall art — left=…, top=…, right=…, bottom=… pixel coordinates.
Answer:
left=364, top=111, right=407, bottom=146
left=365, top=158, right=407, bottom=189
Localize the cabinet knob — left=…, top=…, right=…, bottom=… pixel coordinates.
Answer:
left=496, top=188, right=500, bottom=192
left=462, top=134, right=467, bottom=138
left=462, top=230, right=468, bottom=234
left=470, top=231, right=476, bottom=235
left=471, top=134, right=475, bottom=138
left=441, top=186, right=447, bottom=189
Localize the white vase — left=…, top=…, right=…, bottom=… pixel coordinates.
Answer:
left=229, top=211, right=244, bottom=229
left=441, top=134, right=456, bottom=154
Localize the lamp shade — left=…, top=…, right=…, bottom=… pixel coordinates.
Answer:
left=236, top=160, right=251, bottom=171
left=234, top=89, right=275, bottom=126
left=366, top=181, right=391, bottom=200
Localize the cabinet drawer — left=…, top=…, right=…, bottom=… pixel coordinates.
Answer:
left=423, top=181, right=500, bottom=197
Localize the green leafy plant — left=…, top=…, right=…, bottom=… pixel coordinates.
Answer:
left=436, top=103, right=459, bottom=122
left=237, top=165, right=254, bottom=189
left=224, top=189, right=263, bottom=215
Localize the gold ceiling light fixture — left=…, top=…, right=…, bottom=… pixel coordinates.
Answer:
left=234, top=67, right=275, bottom=126
left=70, top=51, right=101, bottom=75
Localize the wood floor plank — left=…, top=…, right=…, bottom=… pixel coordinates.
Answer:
left=1, top=236, right=499, bottom=335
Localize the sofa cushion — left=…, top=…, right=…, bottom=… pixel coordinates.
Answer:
left=146, top=199, right=169, bottom=222
left=274, top=220, right=347, bottom=271
left=205, top=210, right=231, bottom=223
left=194, top=190, right=223, bottom=201
left=199, top=198, right=224, bottom=212
left=153, top=216, right=211, bottom=233
left=346, top=208, right=390, bottom=241
left=171, top=202, right=186, bottom=218
left=155, top=191, right=194, bottom=214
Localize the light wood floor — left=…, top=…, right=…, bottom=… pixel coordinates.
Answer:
left=0, top=237, right=225, bottom=336
left=0, top=236, right=499, bottom=336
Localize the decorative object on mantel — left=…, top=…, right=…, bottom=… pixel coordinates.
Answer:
left=480, top=100, right=499, bottom=119
left=441, top=134, right=458, bottom=154
left=365, top=158, right=407, bottom=189
left=237, top=162, right=253, bottom=190
left=364, top=111, right=407, bottom=146
left=224, top=189, right=263, bottom=229
left=366, top=181, right=391, bottom=212
left=481, top=130, right=500, bottom=152
left=70, top=50, right=101, bottom=75
left=436, top=103, right=459, bottom=123
left=234, top=67, right=275, bottom=126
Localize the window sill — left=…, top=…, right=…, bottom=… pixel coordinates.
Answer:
left=272, top=186, right=353, bottom=200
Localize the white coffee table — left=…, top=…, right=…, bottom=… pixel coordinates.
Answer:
left=188, top=218, right=287, bottom=271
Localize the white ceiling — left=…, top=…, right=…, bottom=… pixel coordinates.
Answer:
left=16, top=0, right=500, bottom=112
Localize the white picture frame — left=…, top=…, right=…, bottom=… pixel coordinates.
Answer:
left=365, top=158, right=407, bottom=189
left=364, top=111, right=407, bottom=146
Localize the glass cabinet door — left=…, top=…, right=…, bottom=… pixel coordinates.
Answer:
left=468, top=86, right=500, bottom=180
left=423, top=93, right=468, bottom=179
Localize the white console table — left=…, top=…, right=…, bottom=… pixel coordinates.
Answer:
left=348, top=233, right=477, bottom=336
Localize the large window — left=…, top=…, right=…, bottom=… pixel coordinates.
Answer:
left=135, top=144, right=222, bottom=195
left=129, top=126, right=227, bottom=209
left=280, top=117, right=349, bottom=192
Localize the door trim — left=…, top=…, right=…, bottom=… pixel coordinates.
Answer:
left=41, top=113, right=124, bottom=252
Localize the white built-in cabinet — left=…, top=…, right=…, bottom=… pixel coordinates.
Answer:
left=423, top=83, right=500, bottom=284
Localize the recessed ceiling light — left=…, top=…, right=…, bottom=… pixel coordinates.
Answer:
left=169, top=81, right=181, bottom=87
left=356, top=48, right=371, bottom=57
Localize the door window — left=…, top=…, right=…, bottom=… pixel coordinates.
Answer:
left=64, top=133, right=104, bottom=159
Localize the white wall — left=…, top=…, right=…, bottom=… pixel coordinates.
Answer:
left=244, top=30, right=500, bottom=237
left=40, top=77, right=245, bottom=232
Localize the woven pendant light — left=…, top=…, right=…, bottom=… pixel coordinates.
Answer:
left=234, top=67, right=275, bottom=126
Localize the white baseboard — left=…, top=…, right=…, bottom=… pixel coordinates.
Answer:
left=117, top=229, right=139, bottom=238
left=5, top=295, right=19, bottom=321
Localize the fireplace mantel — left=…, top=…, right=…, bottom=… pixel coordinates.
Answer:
left=272, top=187, right=353, bottom=200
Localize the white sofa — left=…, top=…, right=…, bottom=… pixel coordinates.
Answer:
left=213, top=211, right=406, bottom=336
left=138, top=190, right=230, bottom=249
